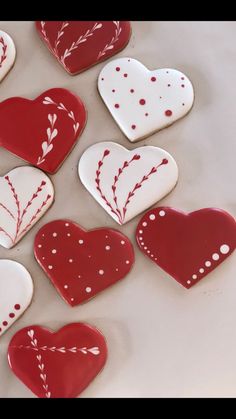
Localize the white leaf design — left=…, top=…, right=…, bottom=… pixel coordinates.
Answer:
left=68, top=110, right=74, bottom=120
left=48, top=114, right=53, bottom=125
left=42, top=141, right=48, bottom=154
left=88, top=347, right=100, bottom=355
left=73, top=122, right=79, bottom=133
left=52, top=114, right=57, bottom=125
left=43, top=96, right=54, bottom=105
left=28, top=330, right=34, bottom=339
left=36, top=355, right=41, bottom=362
left=58, top=347, right=66, bottom=353
left=46, top=144, right=53, bottom=154
left=96, top=23, right=103, bottom=29
left=50, top=129, right=58, bottom=141
left=47, top=127, right=52, bottom=139
left=80, top=349, right=87, bottom=354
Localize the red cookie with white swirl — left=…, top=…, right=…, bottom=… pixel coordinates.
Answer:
left=35, top=21, right=131, bottom=75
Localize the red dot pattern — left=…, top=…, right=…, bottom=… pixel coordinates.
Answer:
left=165, top=110, right=172, bottom=117
left=131, top=125, right=136, bottom=129
left=0, top=303, right=21, bottom=334
left=139, top=99, right=146, bottom=105
left=116, top=67, right=120, bottom=72
left=124, top=73, right=128, bottom=77
left=130, top=89, right=134, bottom=93
left=151, top=77, right=156, bottom=82
left=115, top=104, right=120, bottom=108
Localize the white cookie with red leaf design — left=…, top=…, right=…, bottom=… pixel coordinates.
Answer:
left=0, top=166, right=54, bottom=249
left=0, top=30, right=16, bottom=83
left=98, top=58, right=194, bottom=142
left=78, top=141, right=178, bottom=225
left=0, top=260, right=33, bottom=336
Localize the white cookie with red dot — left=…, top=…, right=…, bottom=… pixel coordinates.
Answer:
left=0, top=260, right=33, bottom=336
left=0, top=30, right=16, bottom=83
left=98, top=57, right=194, bottom=142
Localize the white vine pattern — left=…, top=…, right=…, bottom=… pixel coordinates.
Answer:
left=43, top=96, right=79, bottom=134
left=40, top=21, right=53, bottom=52
left=60, top=22, right=103, bottom=71
left=16, top=343, right=100, bottom=355
left=37, top=113, right=58, bottom=165
left=97, top=21, right=122, bottom=60
left=53, top=21, right=69, bottom=58
left=28, top=329, right=51, bottom=398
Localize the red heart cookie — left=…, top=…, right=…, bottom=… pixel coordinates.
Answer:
left=136, top=207, right=236, bottom=289
left=0, top=88, right=86, bottom=174
left=35, top=21, right=131, bottom=75
left=34, top=219, right=135, bottom=305
left=8, top=323, right=107, bottom=398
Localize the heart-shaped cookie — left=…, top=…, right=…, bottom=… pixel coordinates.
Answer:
left=0, top=260, right=33, bottom=336
left=35, top=21, right=131, bottom=75
left=98, top=58, right=194, bottom=142
left=136, top=207, right=236, bottom=289
left=0, top=30, right=16, bottom=83
left=0, top=166, right=54, bottom=249
left=0, top=88, right=86, bottom=174
left=8, top=323, right=107, bottom=398
left=34, top=219, right=134, bottom=306
left=78, top=142, right=178, bottom=225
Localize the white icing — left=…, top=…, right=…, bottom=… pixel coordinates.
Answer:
left=0, top=260, right=33, bottom=336
left=98, top=58, right=194, bottom=142
left=0, top=30, right=16, bottom=83
left=78, top=141, right=178, bottom=224
left=0, top=166, right=54, bottom=249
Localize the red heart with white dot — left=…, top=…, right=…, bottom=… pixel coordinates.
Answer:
left=34, top=220, right=135, bottom=305
left=136, top=207, right=236, bottom=289
left=8, top=323, right=107, bottom=398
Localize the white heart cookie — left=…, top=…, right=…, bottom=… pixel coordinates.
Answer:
left=0, top=260, right=33, bottom=337
left=0, top=166, right=54, bottom=249
left=78, top=141, right=178, bottom=225
left=0, top=30, right=16, bottom=83
left=98, top=58, right=194, bottom=142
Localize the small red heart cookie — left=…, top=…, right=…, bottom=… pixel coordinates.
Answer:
left=8, top=323, right=107, bottom=398
left=0, top=88, right=86, bottom=174
left=34, top=219, right=135, bottom=305
left=35, top=21, right=131, bottom=75
left=136, top=207, right=236, bottom=289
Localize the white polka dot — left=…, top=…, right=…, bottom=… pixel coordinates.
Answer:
left=38, top=244, right=42, bottom=248
left=78, top=275, right=81, bottom=278
left=69, top=259, right=73, bottom=263
left=64, top=285, right=68, bottom=289
left=99, top=269, right=104, bottom=275
left=88, top=255, right=91, bottom=258
left=212, top=253, right=219, bottom=261
left=115, top=268, right=119, bottom=271
left=105, top=235, right=108, bottom=239
left=53, top=233, right=57, bottom=237
left=121, top=240, right=125, bottom=245
left=139, top=237, right=143, bottom=241
left=205, top=261, right=211, bottom=267
left=142, top=222, right=147, bottom=227
left=67, top=233, right=71, bottom=237
left=147, top=250, right=150, bottom=254
left=187, top=280, right=191, bottom=284
left=154, top=258, right=157, bottom=261
left=126, top=260, right=130, bottom=264
left=192, top=274, right=197, bottom=280
left=42, top=234, right=45, bottom=238
left=42, top=257, right=45, bottom=260
left=71, top=298, right=74, bottom=302
left=159, top=210, right=166, bottom=217
left=52, top=249, right=57, bottom=254
left=86, top=287, right=91, bottom=293
left=149, top=214, right=156, bottom=220
left=139, top=230, right=143, bottom=234
left=151, top=254, right=154, bottom=258
left=144, top=246, right=147, bottom=250
left=220, top=244, right=230, bottom=254
left=141, top=242, right=144, bottom=245
left=79, top=240, right=84, bottom=244
left=199, top=268, right=204, bottom=274
left=105, top=245, right=111, bottom=250
left=48, top=265, right=53, bottom=270
left=65, top=223, right=69, bottom=227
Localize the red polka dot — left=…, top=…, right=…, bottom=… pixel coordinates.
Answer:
left=9, top=313, right=15, bottom=318
left=181, top=84, right=185, bottom=88
left=124, top=73, right=128, bottom=77
left=115, top=104, right=120, bottom=108
left=130, top=89, right=134, bottom=93
left=3, top=321, right=8, bottom=326
left=112, top=89, right=115, bottom=92
left=131, top=125, right=136, bottom=129
left=116, top=67, right=120, bottom=71
left=165, top=110, right=172, bottom=117
left=14, top=304, right=21, bottom=310
left=151, top=76, right=156, bottom=82
left=139, top=99, right=146, bottom=105
left=145, top=113, right=149, bottom=116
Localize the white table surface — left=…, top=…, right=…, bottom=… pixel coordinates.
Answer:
left=0, top=21, right=236, bottom=398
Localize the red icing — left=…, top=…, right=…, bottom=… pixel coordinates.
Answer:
left=116, top=67, right=120, bottom=71
left=3, top=321, right=8, bottom=326
left=130, top=89, right=134, bottom=93
left=131, top=125, right=136, bottom=129
left=34, top=220, right=135, bottom=306
left=14, top=304, right=21, bottom=310
left=136, top=207, right=236, bottom=289
left=139, top=99, right=146, bottom=105
left=9, top=313, right=15, bottom=318
left=8, top=323, right=108, bottom=398
left=151, top=77, right=156, bottom=82
left=114, top=104, right=120, bottom=108
left=165, top=110, right=172, bottom=117
left=0, top=88, right=87, bottom=174
left=124, top=73, right=128, bottom=77
left=181, top=84, right=185, bottom=88
left=35, top=21, right=131, bottom=75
